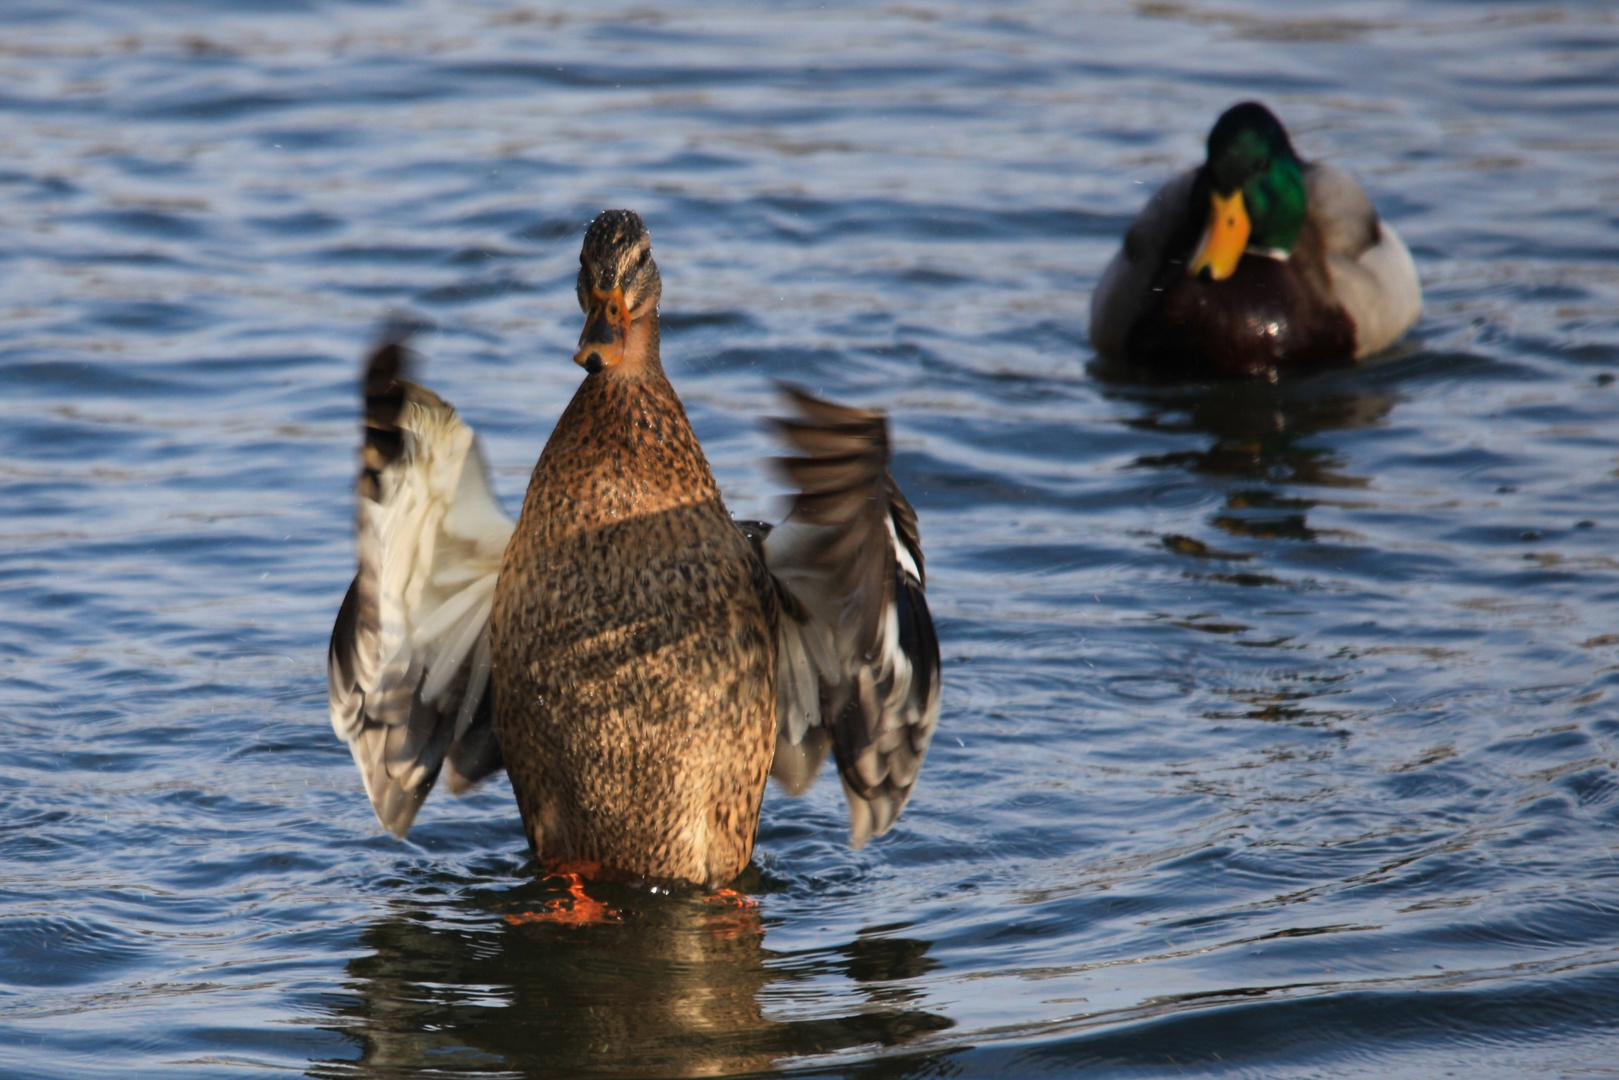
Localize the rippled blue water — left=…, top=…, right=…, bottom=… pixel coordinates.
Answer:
left=4, top=1, right=1619, bottom=1076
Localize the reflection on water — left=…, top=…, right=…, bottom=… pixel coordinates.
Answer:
left=1102, top=363, right=1392, bottom=486
left=315, top=874, right=951, bottom=1078
left=1094, top=363, right=1398, bottom=731
left=1100, top=364, right=1395, bottom=559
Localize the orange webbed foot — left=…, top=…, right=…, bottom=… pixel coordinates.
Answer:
left=503, top=861, right=627, bottom=927
left=702, top=886, right=761, bottom=940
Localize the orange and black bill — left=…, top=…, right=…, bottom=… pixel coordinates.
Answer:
left=574, top=286, right=632, bottom=373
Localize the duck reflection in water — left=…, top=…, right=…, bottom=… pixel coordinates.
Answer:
left=1091, top=362, right=1400, bottom=727
left=311, top=873, right=953, bottom=1079
left=1096, top=362, right=1396, bottom=545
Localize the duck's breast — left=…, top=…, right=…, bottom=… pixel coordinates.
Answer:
left=1126, top=223, right=1357, bottom=376
left=490, top=373, right=778, bottom=884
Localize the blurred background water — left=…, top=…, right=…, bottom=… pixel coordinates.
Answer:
left=2, top=1, right=1619, bottom=1076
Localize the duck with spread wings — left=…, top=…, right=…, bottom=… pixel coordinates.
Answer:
left=326, top=210, right=940, bottom=888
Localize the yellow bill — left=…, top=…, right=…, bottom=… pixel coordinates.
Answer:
left=1188, top=189, right=1251, bottom=281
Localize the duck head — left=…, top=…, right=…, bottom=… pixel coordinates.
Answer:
left=1189, top=102, right=1307, bottom=281
left=574, top=209, right=662, bottom=374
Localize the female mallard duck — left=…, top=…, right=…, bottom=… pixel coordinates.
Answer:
left=327, top=210, right=940, bottom=888
left=1090, top=101, right=1421, bottom=377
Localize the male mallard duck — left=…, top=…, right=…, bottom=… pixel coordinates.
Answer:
left=327, top=210, right=940, bottom=888
left=1090, top=101, right=1421, bottom=377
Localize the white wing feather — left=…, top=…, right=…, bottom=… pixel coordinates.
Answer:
left=328, top=342, right=514, bottom=836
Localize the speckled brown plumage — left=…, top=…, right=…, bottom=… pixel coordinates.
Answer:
left=489, top=323, right=778, bottom=888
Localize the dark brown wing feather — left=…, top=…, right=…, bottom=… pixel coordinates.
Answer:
left=763, top=385, right=941, bottom=846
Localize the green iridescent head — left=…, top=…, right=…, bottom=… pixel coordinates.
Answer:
left=1189, top=102, right=1308, bottom=279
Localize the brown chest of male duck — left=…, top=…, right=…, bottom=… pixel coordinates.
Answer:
left=1124, top=217, right=1357, bottom=377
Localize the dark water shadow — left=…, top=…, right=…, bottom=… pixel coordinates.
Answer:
left=952, top=960, right=1619, bottom=1077
left=1093, top=358, right=1400, bottom=549
left=1094, top=359, right=1395, bottom=485
left=310, top=873, right=954, bottom=1079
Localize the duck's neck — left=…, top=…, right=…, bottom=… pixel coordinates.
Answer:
left=613, top=309, right=663, bottom=382
left=536, top=310, right=722, bottom=534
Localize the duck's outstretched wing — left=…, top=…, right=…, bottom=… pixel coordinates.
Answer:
left=1305, top=162, right=1422, bottom=357
left=328, top=341, right=514, bottom=837
left=756, top=386, right=941, bottom=847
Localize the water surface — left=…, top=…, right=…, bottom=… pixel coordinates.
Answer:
left=3, top=1, right=1619, bottom=1076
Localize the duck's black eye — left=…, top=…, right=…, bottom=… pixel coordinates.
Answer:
left=636, top=247, right=650, bottom=267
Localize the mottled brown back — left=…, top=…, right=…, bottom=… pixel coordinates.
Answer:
left=488, top=365, right=778, bottom=887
